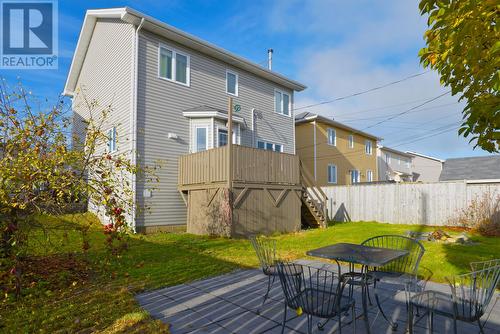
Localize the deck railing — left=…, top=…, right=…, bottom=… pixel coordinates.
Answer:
left=178, top=145, right=300, bottom=188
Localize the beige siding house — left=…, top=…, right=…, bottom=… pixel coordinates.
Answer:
left=295, top=112, right=380, bottom=186
left=65, top=8, right=307, bottom=233
left=406, top=151, right=444, bottom=182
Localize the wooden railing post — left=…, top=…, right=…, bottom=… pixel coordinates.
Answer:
left=227, top=97, right=233, bottom=189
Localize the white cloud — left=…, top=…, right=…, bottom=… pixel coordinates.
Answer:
left=268, top=0, right=490, bottom=158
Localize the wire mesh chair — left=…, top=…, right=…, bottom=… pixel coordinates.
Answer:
left=277, top=262, right=356, bottom=334
left=409, top=262, right=500, bottom=334
left=249, top=236, right=279, bottom=314
left=361, top=235, right=425, bottom=330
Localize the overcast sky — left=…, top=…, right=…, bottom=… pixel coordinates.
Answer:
left=2, top=0, right=496, bottom=159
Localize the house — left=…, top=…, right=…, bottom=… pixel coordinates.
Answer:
left=377, top=146, right=413, bottom=182
left=295, top=112, right=380, bottom=186
left=406, top=151, right=443, bottom=182
left=64, top=8, right=328, bottom=236
left=439, top=156, right=500, bottom=182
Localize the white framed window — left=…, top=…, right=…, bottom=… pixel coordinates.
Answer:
left=195, top=127, right=207, bottom=152
left=158, top=44, right=190, bottom=86
left=218, top=128, right=228, bottom=147
left=107, top=127, right=116, bottom=153
left=397, top=157, right=401, bottom=165
left=386, top=153, right=391, bottom=164
left=327, top=128, right=336, bottom=146
left=365, top=140, right=372, bottom=155
left=226, top=70, right=238, bottom=96
left=348, top=134, right=354, bottom=148
left=327, top=164, right=337, bottom=184
left=274, top=89, right=290, bottom=116
left=366, top=170, right=373, bottom=182
left=350, top=170, right=360, bottom=184
left=257, top=140, right=283, bottom=152
left=406, top=158, right=411, bottom=168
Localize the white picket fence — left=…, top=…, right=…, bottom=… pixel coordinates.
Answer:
left=322, top=181, right=500, bottom=226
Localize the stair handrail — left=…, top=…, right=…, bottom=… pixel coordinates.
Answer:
left=299, top=160, right=328, bottom=221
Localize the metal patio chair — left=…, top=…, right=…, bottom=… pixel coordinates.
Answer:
left=360, top=235, right=425, bottom=330
left=277, top=262, right=356, bottom=334
left=408, top=262, right=500, bottom=334
left=249, top=236, right=280, bottom=313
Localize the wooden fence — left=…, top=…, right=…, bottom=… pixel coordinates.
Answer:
left=322, top=181, right=500, bottom=226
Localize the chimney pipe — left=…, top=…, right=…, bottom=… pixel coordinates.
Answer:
left=267, top=48, right=273, bottom=70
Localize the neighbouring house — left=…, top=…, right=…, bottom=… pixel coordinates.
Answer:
left=406, top=151, right=443, bottom=182
left=295, top=112, right=380, bottom=186
left=439, top=156, right=500, bottom=182
left=65, top=8, right=328, bottom=236
left=377, top=146, right=413, bottom=182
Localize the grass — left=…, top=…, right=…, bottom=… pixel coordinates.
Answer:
left=1, top=214, right=498, bottom=333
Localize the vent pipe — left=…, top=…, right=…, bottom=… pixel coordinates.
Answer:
left=267, top=48, right=273, bottom=70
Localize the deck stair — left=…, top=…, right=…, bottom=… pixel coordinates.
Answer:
left=299, top=160, right=328, bottom=228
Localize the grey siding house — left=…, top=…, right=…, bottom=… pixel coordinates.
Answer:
left=440, top=156, right=500, bottom=181
left=406, top=151, right=443, bottom=182
left=64, top=7, right=306, bottom=232
left=377, top=146, right=413, bottom=182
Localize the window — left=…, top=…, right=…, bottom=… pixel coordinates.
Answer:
left=327, top=164, right=337, bottom=184
left=397, top=157, right=401, bottom=165
left=365, top=140, right=372, bottom=155
left=218, top=128, right=228, bottom=147
left=386, top=153, right=391, bottom=164
left=350, top=170, right=360, bottom=184
left=348, top=134, right=354, bottom=148
left=159, top=45, right=190, bottom=85
left=367, top=170, right=373, bottom=182
left=107, top=127, right=116, bottom=153
left=406, top=158, right=411, bottom=168
left=226, top=70, right=238, bottom=96
left=257, top=140, right=283, bottom=152
left=274, top=89, right=290, bottom=116
left=327, top=128, right=336, bottom=146
left=195, top=127, right=207, bottom=152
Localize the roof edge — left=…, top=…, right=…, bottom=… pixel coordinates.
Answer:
left=64, top=7, right=306, bottom=96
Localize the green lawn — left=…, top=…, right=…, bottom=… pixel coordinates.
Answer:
left=1, top=214, right=498, bottom=333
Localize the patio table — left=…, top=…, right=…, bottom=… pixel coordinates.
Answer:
left=307, top=243, right=408, bottom=334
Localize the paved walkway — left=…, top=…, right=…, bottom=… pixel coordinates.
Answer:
left=135, top=260, right=500, bottom=333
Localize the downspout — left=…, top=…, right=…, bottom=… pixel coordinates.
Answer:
left=131, top=17, right=145, bottom=232
left=313, top=121, right=317, bottom=181
left=251, top=108, right=256, bottom=147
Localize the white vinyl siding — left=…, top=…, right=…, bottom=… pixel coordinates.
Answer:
left=327, top=128, right=336, bottom=146
left=226, top=70, right=238, bottom=96
left=327, top=164, right=337, bottom=184
left=158, top=44, right=190, bottom=86
left=365, top=140, right=372, bottom=155
left=274, top=89, right=290, bottom=116
left=348, top=134, right=354, bottom=148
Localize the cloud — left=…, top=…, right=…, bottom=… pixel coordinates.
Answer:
left=267, top=0, right=488, bottom=159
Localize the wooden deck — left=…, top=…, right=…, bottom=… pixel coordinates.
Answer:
left=178, top=145, right=327, bottom=237
left=178, top=145, right=300, bottom=189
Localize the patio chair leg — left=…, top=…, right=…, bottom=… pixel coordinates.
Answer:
left=428, top=311, right=434, bottom=334
left=352, top=304, right=356, bottom=334
left=374, top=289, right=398, bottom=331
left=339, top=311, right=343, bottom=334
left=477, top=318, right=485, bottom=334
left=408, top=302, right=414, bottom=334
left=258, top=275, right=275, bottom=314
left=281, top=305, right=287, bottom=334
left=317, top=318, right=330, bottom=330
left=307, top=314, right=313, bottom=334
